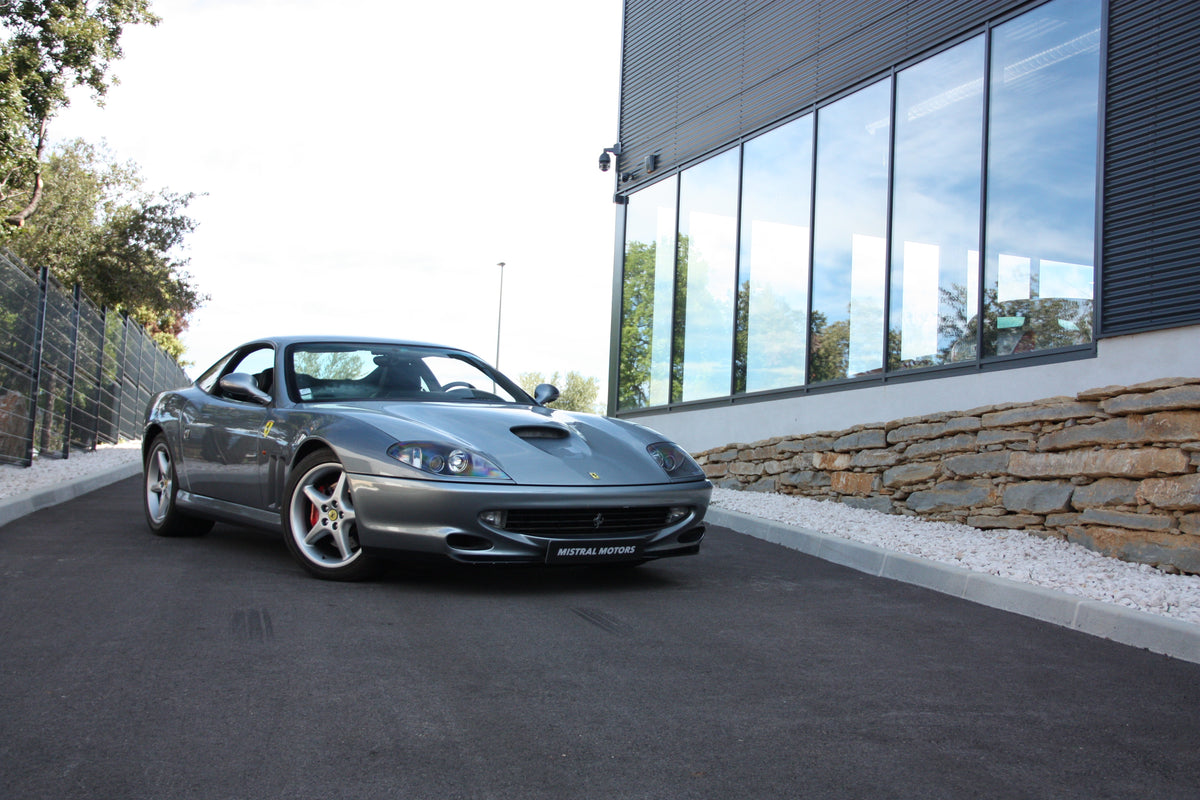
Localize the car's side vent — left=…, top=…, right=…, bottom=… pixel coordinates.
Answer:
left=511, top=425, right=570, bottom=440
left=267, top=455, right=286, bottom=510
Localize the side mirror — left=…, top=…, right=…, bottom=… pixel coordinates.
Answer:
left=219, top=372, right=272, bottom=405
left=534, top=383, right=560, bottom=406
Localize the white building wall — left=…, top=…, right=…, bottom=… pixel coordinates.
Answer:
left=630, top=325, right=1200, bottom=453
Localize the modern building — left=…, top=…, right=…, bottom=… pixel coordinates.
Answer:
left=605, top=0, right=1200, bottom=454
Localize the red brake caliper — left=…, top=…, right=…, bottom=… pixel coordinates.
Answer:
left=308, top=482, right=332, bottom=529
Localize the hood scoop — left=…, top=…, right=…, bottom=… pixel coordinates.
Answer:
left=511, top=424, right=571, bottom=441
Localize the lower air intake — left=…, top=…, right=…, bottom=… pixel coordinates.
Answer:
left=502, top=507, right=678, bottom=536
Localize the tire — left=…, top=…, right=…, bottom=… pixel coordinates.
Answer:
left=282, top=450, right=377, bottom=581
left=143, top=434, right=214, bottom=537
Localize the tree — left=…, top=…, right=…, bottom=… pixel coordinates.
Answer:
left=294, top=350, right=366, bottom=381
left=616, top=234, right=691, bottom=409
left=518, top=370, right=602, bottom=414
left=935, top=283, right=1093, bottom=362
left=807, top=311, right=849, bottom=383
left=734, top=277, right=809, bottom=394
left=0, top=0, right=159, bottom=231
left=6, top=138, right=205, bottom=359
left=617, top=239, right=655, bottom=410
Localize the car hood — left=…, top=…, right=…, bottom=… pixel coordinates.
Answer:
left=333, top=401, right=686, bottom=487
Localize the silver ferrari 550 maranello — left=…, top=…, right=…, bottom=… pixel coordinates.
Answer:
left=142, top=336, right=710, bottom=580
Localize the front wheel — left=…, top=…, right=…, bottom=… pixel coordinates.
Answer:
left=282, top=451, right=377, bottom=581
left=144, top=435, right=213, bottom=537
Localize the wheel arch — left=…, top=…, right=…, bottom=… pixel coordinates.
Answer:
left=290, top=437, right=338, bottom=474
left=142, top=423, right=166, bottom=463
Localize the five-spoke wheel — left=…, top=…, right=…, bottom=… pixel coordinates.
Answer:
left=283, top=450, right=376, bottom=580
left=143, top=434, right=213, bottom=537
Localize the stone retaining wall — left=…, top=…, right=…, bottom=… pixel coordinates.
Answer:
left=695, top=377, right=1200, bottom=574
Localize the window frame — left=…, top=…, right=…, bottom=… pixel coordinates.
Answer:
left=611, top=0, right=1104, bottom=417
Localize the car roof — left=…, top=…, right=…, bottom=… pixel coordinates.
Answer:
left=250, top=335, right=470, bottom=352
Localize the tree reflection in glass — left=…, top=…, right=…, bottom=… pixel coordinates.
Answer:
left=676, top=150, right=739, bottom=402
left=981, top=0, right=1100, bottom=357
left=809, top=79, right=891, bottom=382
left=617, top=176, right=677, bottom=411
left=736, top=115, right=813, bottom=394
left=888, top=36, right=985, bottom=371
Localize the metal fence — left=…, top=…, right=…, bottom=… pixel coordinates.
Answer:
left=0, top=248, right=191, bottom=466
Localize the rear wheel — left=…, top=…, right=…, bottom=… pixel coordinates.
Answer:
left=283, top=451, right=377, bottom=581
left=143, top=435, right=213, bottom=537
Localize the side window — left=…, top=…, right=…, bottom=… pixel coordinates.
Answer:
left=196, top=352, right=237, bottom=393
left=219, top=346, right=277, bottom=399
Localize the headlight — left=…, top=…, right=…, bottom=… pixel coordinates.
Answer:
left=647, top=442, right=704, bottom=480
left=388, top=442, right=510, bottom=480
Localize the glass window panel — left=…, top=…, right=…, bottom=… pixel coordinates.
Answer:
left=810, top=79, right=891, bottom=382
left=997, top=254, right=1032, bottom=302
left=888, top=36, right=986, bottom=370
left=676, top=150, right=740, bottom=402
left=736, top=115, right=813, bottom=394
left=617, top=176, right=677, bottom=411
left=983, top=0, right=1101, bottom=357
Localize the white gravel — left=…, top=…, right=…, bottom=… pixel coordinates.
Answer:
left=3, top=445, right=1197, bottom=626
left=713, top=488, right=1200, bottom=625
left=0, top=441, right=142, bottom=500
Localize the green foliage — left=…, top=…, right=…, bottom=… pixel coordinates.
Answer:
left=517, top=370, right=602, bottom=414
left=617, top=239, right=655, bottom=410
left=670, top=233, right=689, bottom=402
left=0, top=1, right=198, bottom=358
left=732, top=278, right=810, bottom=393
left=616, top=235, right=691, bottom=409
left=1, top=0, right=159, bottom=230
left=294, top=350, right=366, bottom=381
left=6, top=138, right=206, bottom=354
left=934, top=284, right=1093, bottom=362
left=807, top=310, right=848, bottom=383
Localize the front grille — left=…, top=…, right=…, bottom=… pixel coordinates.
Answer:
left=501, top=507, right=675, bottom=536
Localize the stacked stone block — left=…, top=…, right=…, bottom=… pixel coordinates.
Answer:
left=695, top=377, right=1200, bottom=573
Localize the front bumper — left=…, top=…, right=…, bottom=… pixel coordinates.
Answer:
left=346, top=473, right=711, bottom=564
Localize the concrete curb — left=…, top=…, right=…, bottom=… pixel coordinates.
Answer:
left=0, top=461, right=143, bottom=529
left=708, top=506, right=1200, bottom=665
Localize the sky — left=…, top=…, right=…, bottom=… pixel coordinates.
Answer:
left=52, top=0, right=625, bottom=401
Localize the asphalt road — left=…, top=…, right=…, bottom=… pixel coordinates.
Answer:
left=2, top=477, right=1199, bottom=800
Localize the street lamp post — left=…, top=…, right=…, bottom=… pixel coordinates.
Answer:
left=495, top=261, right=505, bottom=369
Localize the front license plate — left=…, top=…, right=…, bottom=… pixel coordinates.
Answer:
left=546, top=540, right=644, bottom=564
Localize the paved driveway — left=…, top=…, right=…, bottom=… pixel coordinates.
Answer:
left=2, top=477, right=1198, bottom=799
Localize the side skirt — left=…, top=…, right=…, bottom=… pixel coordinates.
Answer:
left=176, top=491, right=281, bottom=533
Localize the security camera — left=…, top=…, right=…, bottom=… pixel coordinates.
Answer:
left=598, top=143, right=622, bottom=172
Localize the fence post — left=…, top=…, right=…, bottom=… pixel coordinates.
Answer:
left=62, top=283, right=83, bottom=458
left=94, top=305, right=108, bottom=447
left=23, top=267, right=49, bottom=466
left=116, top=312, right=130, bottom=440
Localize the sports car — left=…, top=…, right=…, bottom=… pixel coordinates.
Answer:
left=142, top=336, right=710, bottom=580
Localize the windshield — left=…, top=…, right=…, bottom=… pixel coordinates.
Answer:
left=286, top=343, right=532, bottom=404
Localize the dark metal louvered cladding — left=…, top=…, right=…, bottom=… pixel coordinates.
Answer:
left=617, top=0, right=1030, bottom=190
left=500, top=507, right=677, bottom=536
left=1100, top=0, right=1200, bottom=335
